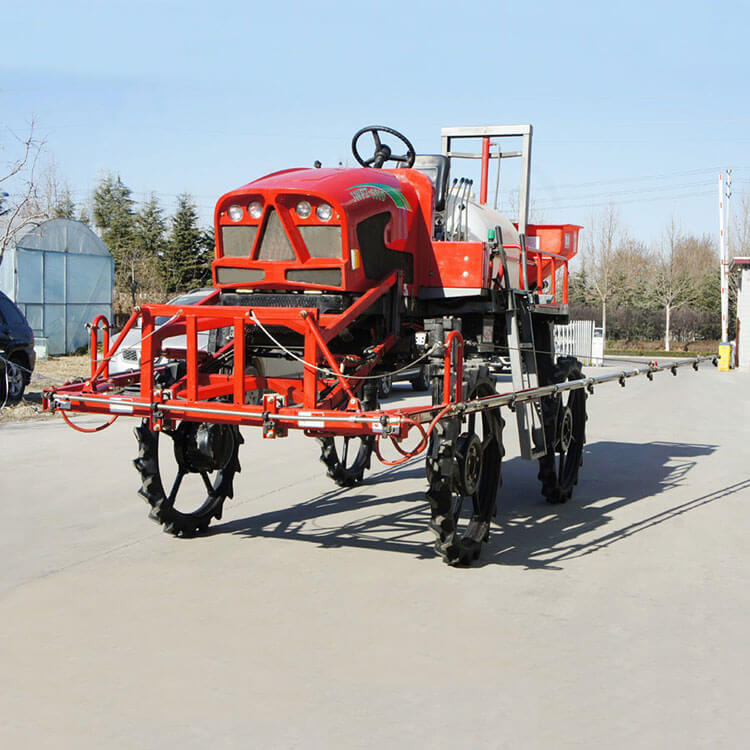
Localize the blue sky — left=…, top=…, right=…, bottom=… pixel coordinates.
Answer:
left=2, top=0, right=749, bottom=248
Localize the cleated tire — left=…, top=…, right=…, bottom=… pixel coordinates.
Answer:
left=410, top=365, right=430, bottom=392
left=134, top=419, right=243, bottom=536
left=426, top=368, right=504, bottom=566
left=318, top=435, right=374, bottom=487
left=536, top=357, right=587, bottom=504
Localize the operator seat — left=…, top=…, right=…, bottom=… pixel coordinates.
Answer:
left=411, top=154, right=450, bottom=211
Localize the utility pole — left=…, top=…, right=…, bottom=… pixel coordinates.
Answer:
left=719, top=170, right=732, bottom=343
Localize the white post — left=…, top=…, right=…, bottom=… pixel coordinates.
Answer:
left=719, top=172, right=728, bottom=343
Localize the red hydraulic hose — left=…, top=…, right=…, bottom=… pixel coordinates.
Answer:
left=373, top=403, right=453, bottom=466
left=60, top=410, right=119, bottom=433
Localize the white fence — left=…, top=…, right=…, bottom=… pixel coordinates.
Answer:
left=554, top=320, right=594, bottom=365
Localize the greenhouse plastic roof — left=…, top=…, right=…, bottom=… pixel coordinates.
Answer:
left=16, top=218, right=110, bottom=255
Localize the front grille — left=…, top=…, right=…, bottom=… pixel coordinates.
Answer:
left=285, top=268, right=341, bottom=287
left=122, top=349, right=138, bottom=361
left=257, top=208, right=295, bottom=261
left=298, top=225, right=341, bottom=258
left=221, top=226, right=257, bottom=257
left=221, top=292, right=347, bottom=313
left=216, top=267, right=265, bottom=285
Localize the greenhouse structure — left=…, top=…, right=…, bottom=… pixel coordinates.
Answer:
left=0, top=218, right=113, bottom=355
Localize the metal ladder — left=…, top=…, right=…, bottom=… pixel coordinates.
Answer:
left=505, top=291, right=548, bottom=461
left=491, top=225, right=547, bottom=460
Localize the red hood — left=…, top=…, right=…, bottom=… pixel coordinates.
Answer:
left=226, top=167, right=405, bottom=207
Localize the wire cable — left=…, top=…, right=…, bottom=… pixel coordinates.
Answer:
left=248, top=310, right=440, bottom=381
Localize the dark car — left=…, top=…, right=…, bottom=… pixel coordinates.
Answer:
left=0, top=291, right=36, bottom=403
left=377, top=363, right=431, bottom=398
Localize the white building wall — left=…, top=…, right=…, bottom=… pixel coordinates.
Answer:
left=738, top=267, right=750, bottom=370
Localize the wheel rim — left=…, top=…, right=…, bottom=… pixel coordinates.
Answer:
left=134, top=419, right=242, bottom=535
left=378, top=375, right=392, bottom=396
left=559, top=406, right=573, bottom=452
left=319, top=434, right=373, bottom=487
left=6, top=362, right=24, bottom=400
left=166, top=422, right=235, bottom=515
left=555, top=391, right=585, bottom=492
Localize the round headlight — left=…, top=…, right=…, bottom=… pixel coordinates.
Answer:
left=248, top=200, right=263, bottom=219
left=316, top=203, right=333, bottom=222
left=295, top=200, right=312, bottom=219
left=228, top=204, right=243, bottom=222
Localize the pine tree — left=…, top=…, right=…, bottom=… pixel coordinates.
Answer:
left=92, top=175, right=166, bottom=310
left=195, top=226, right=215, bottom=285
left=52, top=189, right=76, bottom=219
left=135, top=193, right=167, bottom=258
left=568, top=265, right=590, bottom=305
left=163, top=193, right=205, bottom=293
left=93, top=173, right=136, bottom=260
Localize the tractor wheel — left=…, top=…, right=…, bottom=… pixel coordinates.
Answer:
left=410, top=365, right=430, bottom=392
left=426, top=371, right=504, bottom=565
left=377, top=373, right=393, bottom=398
left=318, top=387, right=377, bottom=487
left=318, top=435, right=374, bottom=487
left=537, top=357, right=587, bottom=504
left=134, top=419, right=243, bottom=536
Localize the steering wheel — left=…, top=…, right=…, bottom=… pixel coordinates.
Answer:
left=351, top=126, right=416, bottom=169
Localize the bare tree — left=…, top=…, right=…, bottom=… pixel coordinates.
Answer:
left=651, top=219, right=696, bottom=351
left=39, top=158, right=75, bottom=219
left=730, top=193, right=750, bottom=258
left=610, top=237, right=653, bottom=310
left=0, top=120, right=46, bottom=264
left=584, top=204, right=621, bottom=343
left=727, top=194, right=750, bottom=313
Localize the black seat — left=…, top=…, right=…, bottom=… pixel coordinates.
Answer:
left=411, top=154, right=450, bottom=212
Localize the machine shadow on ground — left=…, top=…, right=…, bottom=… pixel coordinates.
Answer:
left=210, top=440, right=745, bottom=569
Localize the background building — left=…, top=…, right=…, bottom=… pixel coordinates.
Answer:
left=731, top=257, right=750, bottom=370
left=0, top=218, right=113, bottom=355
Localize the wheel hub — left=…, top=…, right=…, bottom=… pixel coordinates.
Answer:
left=559, top=406, right=573, bottom=452
left=173, top=422, right=235, bottom=473
left=4, top=362, right=24, bottom=398
left=456, top=432, right=483, bottom=496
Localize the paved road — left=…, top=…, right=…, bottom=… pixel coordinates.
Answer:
left=1, top=365, right=748, bottom=749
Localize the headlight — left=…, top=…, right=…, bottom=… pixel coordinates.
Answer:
left=248, top=201, right=263, bottom=219
left=228, top=204, right=243, bottom=222
left=316, top=203, right=333, bottom=222
left=295, top=200, right=312, bottom=219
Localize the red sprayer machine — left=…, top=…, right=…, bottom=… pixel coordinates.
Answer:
left=44, top=125, right=715, bottom=565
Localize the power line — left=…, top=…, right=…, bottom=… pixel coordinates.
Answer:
left=534, top=166, right=720, bottom=192
left=533, top=179, right=715, bottom=206
left=539, top=189, right=715, bottom=212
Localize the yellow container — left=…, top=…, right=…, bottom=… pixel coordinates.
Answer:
left=718, top=343, right=732, bottom=371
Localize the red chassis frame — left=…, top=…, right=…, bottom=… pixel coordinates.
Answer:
left=44, top=270, right=469, bottom=448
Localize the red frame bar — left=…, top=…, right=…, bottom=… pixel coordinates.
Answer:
left=526, top=249, right=569, bottom=303
left=90, top=310, right=138, bottom=385
left=301, top=311, right=357, bottom=404
left=443, top=331, right=464, bottom=404
left=89, top=315, right=110, bottom=379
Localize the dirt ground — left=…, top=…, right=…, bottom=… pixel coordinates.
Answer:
left=0, top=355, right=90, bottom=423
left=606, top=339, right=719, bottom=355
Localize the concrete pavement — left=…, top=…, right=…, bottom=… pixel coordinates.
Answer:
left=1, top=364, right=748, bottom=748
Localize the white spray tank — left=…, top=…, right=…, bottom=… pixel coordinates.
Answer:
left=444, top=186, right=522, bottom=289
